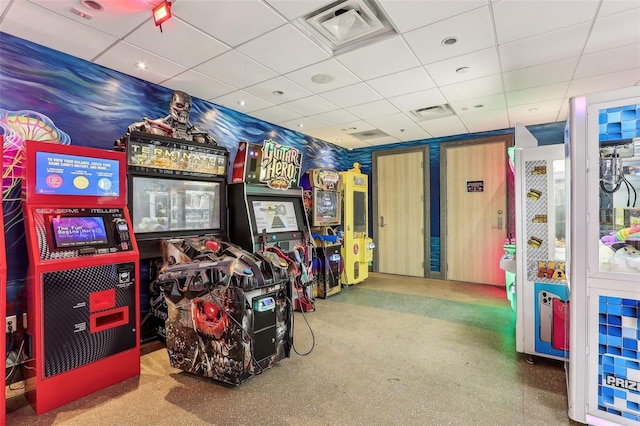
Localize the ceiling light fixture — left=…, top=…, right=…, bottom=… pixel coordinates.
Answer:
left=272, top=90, right=284, bottom=96
left=152, top=1, right=172, bottom=33
left=441, top=36, right=458, bottom=46
left=311, top=73, right=334, bottom=84
left=237, top=100, right=246, bottom=106
left=455, top=67, right=470, bottom=74
left=135, top=62, right=147, bottom=69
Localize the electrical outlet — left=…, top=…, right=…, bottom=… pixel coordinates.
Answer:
left=6, top=315, right=17, bottom=334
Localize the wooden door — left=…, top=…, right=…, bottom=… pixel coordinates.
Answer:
left=375, top=150, right=425, bottom=277
left=444, top=139, right=508, bottom=285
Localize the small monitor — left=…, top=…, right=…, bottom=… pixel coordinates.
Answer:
left=51, top=216, right=109, bottom=248
left=313, top=189, right=340, bottom=226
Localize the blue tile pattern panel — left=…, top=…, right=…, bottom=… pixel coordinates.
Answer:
left=598, top=296, right=640, bottom=422
left=598, top=104, right=640, bottom=141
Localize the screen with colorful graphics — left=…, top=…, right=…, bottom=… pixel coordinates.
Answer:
left=51, top=216, right=109, bottom=248
left=35, top=151, right=120, bottom=196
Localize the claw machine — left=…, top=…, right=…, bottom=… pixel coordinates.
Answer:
left=566, top=86, right=640, bottom=425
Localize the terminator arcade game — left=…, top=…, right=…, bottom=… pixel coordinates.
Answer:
left=340, top=163, right=374, bottom=285
left=228, top=140, right=314, bottom=311
left=22, top=141, right=139, bottom=415
left=300, top=169, right=343, bottom=298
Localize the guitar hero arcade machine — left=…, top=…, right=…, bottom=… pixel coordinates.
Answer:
left=22, top=141, right=139, bottom=414
left=228, top=140, right=314, bottom=311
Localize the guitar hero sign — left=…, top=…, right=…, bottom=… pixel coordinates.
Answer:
left=259, top=139, right=302, bottom=190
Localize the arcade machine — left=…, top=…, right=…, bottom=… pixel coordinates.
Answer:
left=228, top=140, right=314, bottom=312
left=300, top=169, right=342, bottom=298
left=21, top=140, right=139, bottom=414
left=339, top=163, right=374, bottom=285
left=513, top=124, right=568, bottom=362
left=122, top=131, right=229, bottom=340
left=566, top=86, right=640, bottom=425
left=1, top=137, right=6, bottom=424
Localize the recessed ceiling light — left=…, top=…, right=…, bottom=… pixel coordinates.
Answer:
left=528, top=107, right=538, bottom=112
left=311, top=73, right=334, bottom=84
left=297, top=123, right=304, bottom=128
left=337, top=138, right=342, bottom=142
left=272, top=90, right=284, bottom=96
left=237, top=100, right=246, bottom=106
left=474, top=104, right=484, bottom=108
left=455, top=67, right=470, bottom=74
left=441, top=36, right=458, bottom=46
left=81, top=0, right=104, bottom=11
left=135, top=62, right=147, bottom=69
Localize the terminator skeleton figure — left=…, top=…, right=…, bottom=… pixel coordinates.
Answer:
left=115, top=90, right=217, bottom=150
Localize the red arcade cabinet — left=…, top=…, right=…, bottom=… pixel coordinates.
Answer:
left=22, top=141, right=140, bottom=414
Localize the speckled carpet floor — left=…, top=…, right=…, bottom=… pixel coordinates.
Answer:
left=5, top=273, right=578, bottom=425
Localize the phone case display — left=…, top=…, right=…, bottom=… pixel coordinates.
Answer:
left=566, top=87, right=640, bottom=426
left=514, top=130, right=568, bottom=361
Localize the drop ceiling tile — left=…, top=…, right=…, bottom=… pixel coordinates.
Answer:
left=499, top=23, right=591, bottom=72
left=335, top=36, right=420, bottom=81
left=24, top=0, right=152, bottom=38
left=458, top=108, right=510, bottom=133
left=417, top=116, right=469, bottom=138
left=309, top=109, right=359, bottom=126
left=332, top=120, right=376, bottom=133
left=507, top=99, right=565, bottom=127
left=439, top=74, right=504, bottom=102
left=566, top=69, right=640, bottom=99
left=243, top=76, right=312, bottom=105
left=584, top=8, right=640, bottom=54
left=265, top=0, right=333, bottom=20
left=575, top=43, right=640, bottom=79
left=363, top=135, right=401, bottom=146
left=163, top=70, right=236, bottom=101
left=249, top=106, right=302, bottom=124
left=404, top=6, right=495, bottom=65
left=387, top=88, right=448, bottom=112
left=125, top=17, right=229, bottom=68
left=502, top=57, right=579, bottom=91
left=173, top=0, right=286, bottom=47
left=492, top=0, right=598, bottom=44
left=278, top=116, right=323, bottom=132
left=367, top=67, right=436, bottom=98
left=597, top=0, right=640, bottom=18
left=366, top=113, right=431, bottom=141
left=425, top=48, right=501, bottom=86
left=237, top=24, right=331, bottom=74
left=279, top=95, right=339, bottom=116
left=379, top=0, right=486, bottom=33
left=284, top=59, right=361, bottom=93
left=319, top=83, right=383, bottom=108
left=0, top=0, right=118, bottom=61
left=194, top=50, right=277, bottom=89
left=94, top=41, right=187, bottom=84
left=346, top=100, right=399, bottom=119
left=449, top=94, right=506, bottom=114
left=212, top=90, right=273, bottom=114
left=506, top=82, right=569, bottom=107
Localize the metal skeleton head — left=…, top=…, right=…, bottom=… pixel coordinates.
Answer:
left=169, top=90, right=192, bottom=125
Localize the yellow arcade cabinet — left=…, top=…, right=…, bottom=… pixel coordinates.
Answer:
left=340, top=163, right=374, bottom=285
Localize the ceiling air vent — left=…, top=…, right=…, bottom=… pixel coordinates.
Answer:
left=349, top=129, right=391, bottom=141
left=294, top=0, right=397, bottom=55
left=410, top=104, right=455, bottom=122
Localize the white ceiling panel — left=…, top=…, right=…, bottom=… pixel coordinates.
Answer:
left=1, top=0, right=639, bottom=149
left=403, top=6, right=495, bottom=65
left=163, top=70, right=236, bottom=100
left=492, top=0, right=598, bottom=44
left=335, top=36, right=420, bottom=80
left=173, top=0, right=286, bottom=47
left=237, top=24, right=330, bottom=74
left=194, top=50, right=277, bottom=89
left=0, top=0, right=118, bottom=61
left=278, top=116, right=323, bottom=132
left=125, top=17, right=229, bottom=68
left=94, top=41, right=187, bottom=84
left=367, top=67, right=436, bottom=98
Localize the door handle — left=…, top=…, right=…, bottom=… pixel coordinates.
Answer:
left=493, top=210, right=503, bottom=229
left=380, top=216, right=386, bottom=227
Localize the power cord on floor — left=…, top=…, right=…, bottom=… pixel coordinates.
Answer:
left=287, top=295, right=315, bottom=356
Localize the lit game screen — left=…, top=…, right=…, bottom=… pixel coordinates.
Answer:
left=251, top=199, right=300, bottom=233
left=353, top=191, right=366, bottom=233
left=35, top=151, right=120, bottom=197
left=314, top=189, right=340, bottom=225
left=51, top=216, right=109, bottom=248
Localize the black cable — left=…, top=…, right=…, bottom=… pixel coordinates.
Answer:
left=286, top=295, right=315, bottom=356
left=622, top=174, right=637, bottom=207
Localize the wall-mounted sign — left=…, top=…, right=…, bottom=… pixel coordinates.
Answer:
left=466, top=180, right=484, bottom=192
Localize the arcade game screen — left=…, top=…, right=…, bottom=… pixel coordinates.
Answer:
left=50, top=216, right=108, bottom=248
left=353, top=191, right=367, bottom=233
left=314, top=190, right=340, bottom=224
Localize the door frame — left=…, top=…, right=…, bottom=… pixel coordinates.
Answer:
left=439, top=135, right=514, bottom=281
left=372, top=146, right=430, bottom=277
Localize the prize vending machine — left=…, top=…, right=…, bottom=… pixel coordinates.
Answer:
left=122, top=131, right=229, bottom=340
left=22, top=141, right=140, bottom=415
left=513, top=125, right=568, bottom=361
left=566, top=86, right=640, bottom=426
left=228, top=140, right=314, bottom=312
left=340, top=163, right=374, bottom=285
left=300, top=169, right=343, bottom=298
left=1, top=137, right=6, bottom=424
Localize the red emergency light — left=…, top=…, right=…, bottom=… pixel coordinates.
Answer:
left=152, top=1, right=172, bottom=31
